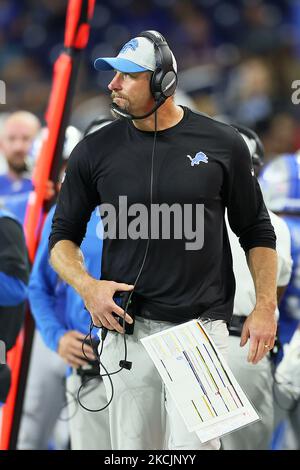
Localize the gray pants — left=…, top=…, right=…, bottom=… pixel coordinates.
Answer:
left=66, top=372, right=111, bottom=450
left=278, top=404, right=300, bottom=450
left=221, top=335, right=274, bottom=450
left=100, top=317, right=229, bottom=450
left=273, top=396, right=300, bottom=450
left=17, top=330, right=68, bottom=450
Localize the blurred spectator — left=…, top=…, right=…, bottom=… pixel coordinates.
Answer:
left=223, top=56, right=276, bottom=126
left=170, top=2, right=214, bottom=69
left=259, top=153, right=300, bottom=449
left=0, top=0, right=299, bottom=147
left=261, top=113, right=299, bottom=163
left=0, top=113, right=9, bottom=174
left=241, top=0, right=282, bottom=55
left=0, top=111, right=40, bottom=195
left=193, top=93, right=220, bottom=118
left=0, top=111, right=40, bottom=223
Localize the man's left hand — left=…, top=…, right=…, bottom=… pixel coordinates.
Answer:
left=240, top=306, right=277, bottom=364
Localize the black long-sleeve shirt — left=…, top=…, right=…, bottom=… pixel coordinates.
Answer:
left=49, top=107, right=276, bottom=323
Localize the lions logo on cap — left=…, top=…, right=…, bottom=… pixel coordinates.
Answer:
left=119, top=39, right=139, bottom=54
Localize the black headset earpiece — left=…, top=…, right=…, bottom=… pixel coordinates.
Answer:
left=139, top=30, right=177, bottom=102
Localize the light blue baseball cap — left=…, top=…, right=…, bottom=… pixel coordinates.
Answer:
left=94, top=36, right=156, bottom=73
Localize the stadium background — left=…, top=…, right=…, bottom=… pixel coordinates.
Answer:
left=1, top=0, right=300, bottom=163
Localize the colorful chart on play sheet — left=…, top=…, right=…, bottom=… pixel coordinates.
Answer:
left=141, top=320, right=259, bottom=443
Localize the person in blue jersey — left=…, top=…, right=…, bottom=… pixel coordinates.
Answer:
left=259, top=154, right=300, bottom=349
left=18, top=120, right=113, bottom=450
left=259, top=153, right=300, bottom=449
left=0, top=111, right=40, bottom=223
left=0, top=207, right=29, bottom=411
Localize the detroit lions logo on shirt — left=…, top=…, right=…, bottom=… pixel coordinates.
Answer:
left=186, top=152, right=208, bottom=166
left=119, top=39, right=139, bottom=54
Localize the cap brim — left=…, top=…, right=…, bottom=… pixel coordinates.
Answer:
left=94, top=57, right=148, bottom=72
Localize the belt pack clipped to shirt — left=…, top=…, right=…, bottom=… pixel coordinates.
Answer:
left=228, top=314, right=247, bottom=337
left=76, top=361, right=100, bottom=379
left=76, top=336, right=100, bottom=378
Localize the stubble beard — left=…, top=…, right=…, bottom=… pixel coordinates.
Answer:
left=8, top=158, right=28, bottom=175
left=111, top=92, right=131, bottom=119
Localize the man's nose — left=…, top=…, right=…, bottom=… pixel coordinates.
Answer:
left=108, top=72, right=122, bottom=91
left=12, top=140, right=26, bottom=154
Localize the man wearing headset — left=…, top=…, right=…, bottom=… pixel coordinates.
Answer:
left=49, top=31, right=277, bottom=450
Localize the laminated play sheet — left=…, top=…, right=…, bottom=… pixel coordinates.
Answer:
left=141, top=319, right=259, bottom=443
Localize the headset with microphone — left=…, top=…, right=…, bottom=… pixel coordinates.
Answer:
left=111, top=30, right=178, bottom=120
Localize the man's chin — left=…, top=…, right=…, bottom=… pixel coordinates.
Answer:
left=8, top=163, right=27, bottom=175
left=111, top=101, right=131, bottom=119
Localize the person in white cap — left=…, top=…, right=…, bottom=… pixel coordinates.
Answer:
left=49, top=31, right=277, bottom=450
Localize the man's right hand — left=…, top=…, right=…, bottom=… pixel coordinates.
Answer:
left=58, top=330, right=96, bottom=368
left=82, top=280, right=134, bottom=334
